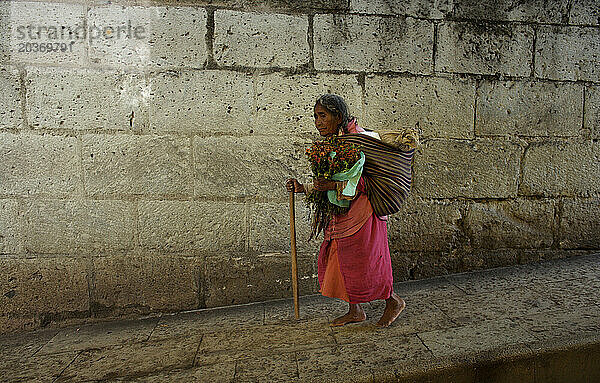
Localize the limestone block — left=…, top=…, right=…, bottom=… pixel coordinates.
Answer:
left=437, top=22, right=533, bottom=77
left=453, top=0, right=567, bottom=23
left=398, top=249, right=511, bottom=278
left=515, top=249, right=591, bottom=264
left=465, top=199, right=555, bottom=249
left=92, top=255, right=201, bottom=312
left=314, top=14, right=433, bottom=74
left=22, top=199, right=135, bottom=254
left=203, top=0, right=347, bottom=11
left=0, top=3, right=9, bottom=63
left=535, top=26, right=600, bottom=82
left=387, top=198, right=465, bottom=252
left=149, top=70, right=253, bottom=134
left=458, top=249, right=524, bottom=270
left=0, top=315, right=40, bottom=335
left=193, top=136, right=309, bottom=199
left=521, top=140, right=600, bottom=197
left=204, top=253, right=317, bottom=307
left=0, top=256, right=89, bottom=316
left=248, top=201, right=320, bottom=254
left=0, top=199, right=22, bottom=254
left=363, top=75, right=475, bottom=139
left=138, top=200, right=246, bottom=252
left=213, top=10, right=309, bottom=68
left=585, top=85, right=600, bottom=139
left=476, top=80, right=583, bottom=137
left=253, top=72, right=363, bottom=136
left=82, top=134, right=192, bottom=197
left=413, top=138, right=522, bottom=198
left=391, top=250, right=464, bottom=279
left=570, top=0, right=600, bottom=26
left=26, top=66, right=149, bottom=131
left=350, top=0, right=453, bottom=19
left=88, top=6, right=207, bottom=68
left=559, top=198, right=600, bottom=249
left=389, top=252, right=414, bottom=283
left=0, top=66, right=23, bottom=129
left=0, top=132, right=80, bottom=197
left=6, top=1, right=86, bottom=66
left=107, top=0, right=346, bottom=12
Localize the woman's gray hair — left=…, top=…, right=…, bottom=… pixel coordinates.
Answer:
left=315, top=94, right=352, bottom=133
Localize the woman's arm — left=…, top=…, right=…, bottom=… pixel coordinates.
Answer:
left=291, top=177, right=361, bottom=199
left=313, top=178, right=336, bottom=191
left=314, top=178, right=361, bottom=201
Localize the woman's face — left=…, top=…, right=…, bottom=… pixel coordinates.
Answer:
left=314, top=104, right=342, bottom=137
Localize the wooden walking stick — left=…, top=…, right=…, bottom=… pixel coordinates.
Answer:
left=289, top=190, right=300, bottom=319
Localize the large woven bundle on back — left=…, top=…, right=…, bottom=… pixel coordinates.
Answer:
left=339, top=129, right=417, bottom=217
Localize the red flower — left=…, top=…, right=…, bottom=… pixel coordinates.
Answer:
left=306, top=137, right=361, bottom=179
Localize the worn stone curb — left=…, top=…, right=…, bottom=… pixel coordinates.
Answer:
left=389, top=336, right=600, bottom=383
left=300, top=334, right=600, bottom=382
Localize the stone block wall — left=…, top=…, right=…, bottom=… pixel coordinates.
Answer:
left=0, top=0, right=599, bottom=334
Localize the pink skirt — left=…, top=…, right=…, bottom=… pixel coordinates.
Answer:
left=317, top=213, right=393, bottom=304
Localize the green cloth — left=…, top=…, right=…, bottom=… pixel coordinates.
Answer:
left=327, top=152, right=365, bottom=207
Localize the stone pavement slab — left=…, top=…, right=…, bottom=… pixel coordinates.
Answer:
left=0, top=253, right=599, bottom=382
left=344, top=301, right=455, bottom=335
left=418, top=318, right=537, bottom=358
left=532, top=278, right=600, bottom=310
left=518, top=305, right=600, bottom=340
left=429, top=286, right=558, bottom=325
left=0, top=328, right=57, bottom=360
left=395, top=275, right=467, bottom=299
left=37, top=316, right=160, bottom=356
left=150, top=304, right=265, bottom=341
left=296, top=335, right=433, bottom=383
left=55, top=335, right=200, bottom=382
left=0, top=350, right=79, bottom=383
left=264, top=294, right=348, bottom=325
left=234, top=353, right=298, bottom=383
left=108, top=363, right=234, bottom=383
left=194, top=317, right=335, bottom=366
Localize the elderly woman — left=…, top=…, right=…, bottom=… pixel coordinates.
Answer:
left=286, top=94, right=406, bottom=327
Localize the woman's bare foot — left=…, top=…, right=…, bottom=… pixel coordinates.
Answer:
left=330, top=303, right=366, bottom=327
left=376, top=293, right=406, bottom=328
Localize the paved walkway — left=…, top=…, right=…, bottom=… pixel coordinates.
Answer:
left=1, top=254, right=600, bottom=383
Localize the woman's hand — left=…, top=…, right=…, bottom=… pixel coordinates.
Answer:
left=286, top=178, right=305, bottom=193
left=314, top=178, right=337, bottom=191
